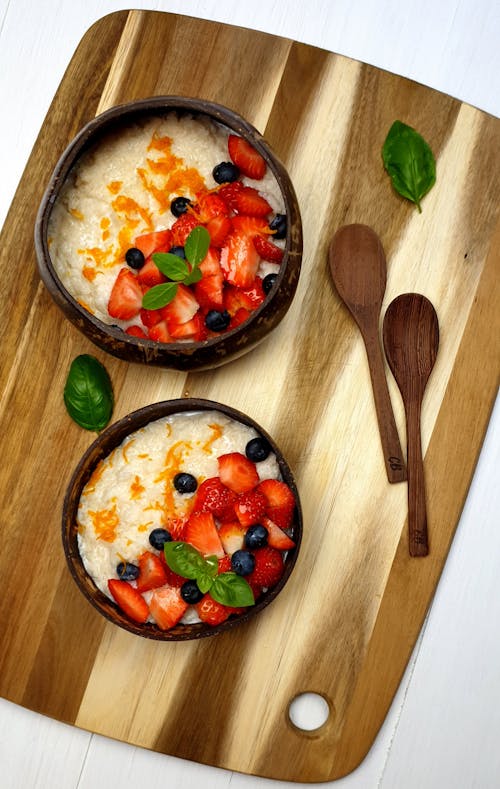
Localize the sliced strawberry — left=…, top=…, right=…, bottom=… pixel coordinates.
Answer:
left=167, top=312, right=206, bottom=341
left=234, top=490, right=267, bottom=527
left=185, top=511, right=225, bottom=558
left=230, top=307, right=251, bottom=328
left=228, top=135, right=267, bottom=180
left=162, top=283, right=200, bottom=328
left=217, top=180, right=243, bottom=211
left=253, top=233, right=284, bottom=263
left=140, top=307, right=163, bottom=328
left=134, top=229, right=172, bottom=258
left=262, top=516, right=295, bottom=550
left=247, top=546, right=284, bottom=588
left=165, top=515, right=188, bottom=540
left=241, top=278, right=265, bottom=309
left=170, top=214, right=200, bottom=247
left=217, top=555, right=232, bottom=574
left=195, top=594, right=233, bottom=626
left=218, top=452, right=259, bottom=494
left=234, top=186, right=272, bottom=217
left=149, top=585, right=189, bottom=630
left=220, top=231, right=260, bottom=289
left=206, top=214, right=232, bottom=248
left=218, top=521, right=246, bottom=555
left=231, top=215, right=268, bottom=237
left=125, top=325, right=148, bottom=338
left=256, top=479, right=295, bottom=530
left=108, top=579, right=149, bottom=623
left=195, top=193, right=230, bottom=223
left=148, top=320, right=172, bottom=343
left=194, top=248, right=224, bottom=310
left=107, top=268, right=143, bottom=320
left=192, top=477, right=237, bottom=522
left=137, top=257, right=167, bottom=288
left=136, top=550, right=168, bottom=592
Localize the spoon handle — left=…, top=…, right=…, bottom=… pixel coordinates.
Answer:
left=406, top=397, right=429, bottom=556
left=363, top=332, right=407, bottom=484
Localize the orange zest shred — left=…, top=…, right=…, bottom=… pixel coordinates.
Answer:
left=154, top=440, right=193, bottom=515
left=77, top=299, right=94, bottom=314
left=202, top=423, right=223, bottom=453
left=122, top=438, right=135, bottom=464
left=137, top=521, right=154, bottom=532
left=130, top=475, right=145, bottom=500
left=107, top=180, right=123, bottom=194
left=70, top=208, right=84, bottom=220
left=82, top=266, right=97, bottom=282
left=89, top=503, right=119, bottom=542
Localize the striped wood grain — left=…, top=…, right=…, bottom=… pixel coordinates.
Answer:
left=0, top=10, right=499, bottom=783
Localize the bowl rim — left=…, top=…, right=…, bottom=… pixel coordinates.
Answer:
left=62, top=397, right=303, bottom=641
left=35, top=95, right=303, bottom=364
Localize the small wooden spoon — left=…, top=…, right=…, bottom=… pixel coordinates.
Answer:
left=383, top=293, right=439, bottom=557
left=329, top=224, right=406, bottom=483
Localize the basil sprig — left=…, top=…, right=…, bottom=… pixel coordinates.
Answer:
left=164, top=542, right=255, bottom=607
left=63, top=354, right=113, bottom=432
left=382, top=120, right=436, bottom=212
left=142, top=225, right=210, bottom=309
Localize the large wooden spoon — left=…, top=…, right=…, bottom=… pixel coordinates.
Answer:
left=383, top=293, right=439, bottom=556
left=329, top=224, right=406, bottom=483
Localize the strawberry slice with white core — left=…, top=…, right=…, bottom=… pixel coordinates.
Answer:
left=218, top=521, right=246, bottom=555
left=234, top=186, right=272, bottom=217
left=162, top=283, right=200, bottom=332
left=185, top=511, right=225, bottom=558
left=220, top=231, right=260, bottom=289
left=107, top=268, right=143, bottom=320
left=149, top=585, right=189, bottom=630
left=262, top=516, right=295, bottom=550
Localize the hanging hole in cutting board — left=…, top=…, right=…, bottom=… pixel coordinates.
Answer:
left=288, top=692, right=330, bottom=732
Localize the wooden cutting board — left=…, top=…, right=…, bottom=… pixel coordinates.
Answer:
left=0, top=10, right=499, bottom=783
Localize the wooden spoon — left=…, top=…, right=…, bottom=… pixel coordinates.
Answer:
left=383, top=293, right=439, bottom=557
left=329, top=224, right=406, bottom=483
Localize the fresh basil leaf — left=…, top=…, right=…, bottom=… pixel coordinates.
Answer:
left=152, top=252, right=190, bottom=281
left=183, top=265, right=203, bottom=286
left=184, top=226, right=210, bottom=266
left=63, top=354, right=113, bottom=432
left=382, top=120, right=436, bottom=212
left=164, top=541, right=207, bottom=579
left=197, top=573, right=215, bottom=594
left=210, top=573, right=255, bottom=607
left=205, top=555, right=220, bottom=577
left=142, top=281, right=178, bottom=309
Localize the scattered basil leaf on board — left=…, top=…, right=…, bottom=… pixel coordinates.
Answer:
left=63, top=354, right=113, bottom=432
left=382, top=120, right=436, bottom=212
left=142, top=226, right=211, bottom=309
left=164, top=542, right=254, bottom=607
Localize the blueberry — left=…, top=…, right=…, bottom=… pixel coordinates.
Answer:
left=262, top=273, right=278, bottom=295
left=116, top=562, right=140, bottom=581
left=212, top=161, right=240, bottom=184
left=125, top=247, right=145, bottom=270
left=173, top=472, right=198, bottom=494
left=244, top=524, right=268, bottom=550
left=170, top=196, right=192, bottom=217
left=231, top=550, right=256, bottom=576
left=245, top=436, right=272, bottom=462
left=169, top=245, right=186, bottom=259
left=180, top=579, right=204, bottom=604
left=269, top=213, right=287, bottom=240
left=205, top=309, right=231, bottom=332
left=148, top=528, right=172, bottom=550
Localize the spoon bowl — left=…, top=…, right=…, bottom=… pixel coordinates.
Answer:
left=383, top=293, right=439, bottom=556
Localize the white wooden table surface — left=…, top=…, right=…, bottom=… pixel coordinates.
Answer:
left=1, top=2, right=499, bottom=787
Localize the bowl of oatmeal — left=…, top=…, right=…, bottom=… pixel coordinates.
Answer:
left=35, top=96, right=302, bottom=370
left=63, top=398, right=302, bottom=640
